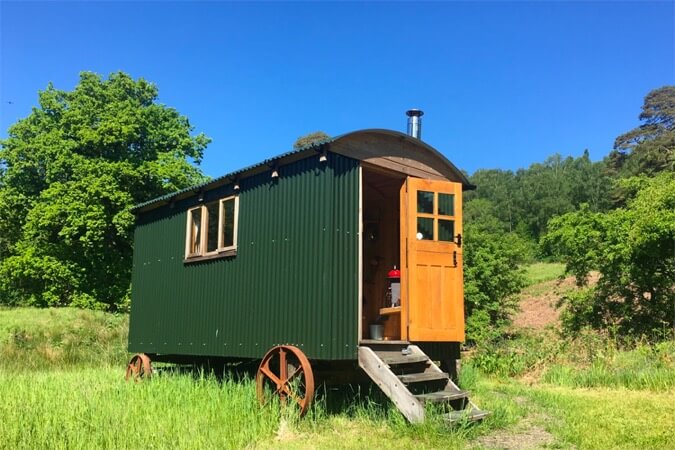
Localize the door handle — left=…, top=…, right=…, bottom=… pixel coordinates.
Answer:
left=453, top=251, right=457, bottom=267
left=455, top=233, right=462, bottom=248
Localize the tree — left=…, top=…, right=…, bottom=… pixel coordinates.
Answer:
left=0, top=72, right=210, bottom=310
left=608, top=86, right=675, bottom=177
left=293, top=131, right=330, bottom=150
left=463, top=217, right=527, bottom=344
left=543, top=173, right=675, bottom=337
left=466, top=152, right=611, bottom=244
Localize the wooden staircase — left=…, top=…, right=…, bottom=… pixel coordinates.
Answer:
left=358, top=343, right=488, bottom=424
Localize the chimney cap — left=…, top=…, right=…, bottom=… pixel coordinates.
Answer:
left=406, top=109, right=424, bottom=117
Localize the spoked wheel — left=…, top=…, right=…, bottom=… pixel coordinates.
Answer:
left=125, top=353, right=153, bottom=382
left=256, top=345, right=315, bottom=417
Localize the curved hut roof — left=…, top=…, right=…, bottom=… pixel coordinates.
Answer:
left=132, top=129, right=473, bottom=213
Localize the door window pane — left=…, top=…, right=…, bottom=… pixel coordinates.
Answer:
left=438, top=219, right=455, bottom=242
left=417, top=217, right=434, bottom=240
left=417, top=191, right=434, bottom=214
left=438, top=193, right=454, bottom=216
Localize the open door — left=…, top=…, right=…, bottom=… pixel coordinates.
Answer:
left=400, top=177, right=464, bottom=342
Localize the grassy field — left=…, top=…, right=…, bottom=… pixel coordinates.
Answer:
left=2, top=286, right=674, bottom=449
left=523, top=262, right=566, bottom=286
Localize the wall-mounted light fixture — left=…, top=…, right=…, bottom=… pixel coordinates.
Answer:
left=271, top=165, right=279, bottom=179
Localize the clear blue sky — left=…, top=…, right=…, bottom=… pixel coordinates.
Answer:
left=1, top=1, right=673, bottom=177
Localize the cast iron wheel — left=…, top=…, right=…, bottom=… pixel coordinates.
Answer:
left=256, top=345, right=315, bottom=417
left=125, top=353, right=152, bottom=381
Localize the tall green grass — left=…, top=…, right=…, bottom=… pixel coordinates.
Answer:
left=0, top=307, right=128, bottom=371
left=3, top=306, right=674, bottom=448
left=0, top=307, right=522, bottom=448
left=0, top=367, right=524, bottom=449
left=0, top=368, right=280, bottom=449
left=468, top=328, right=675, bottom=391
left=543, top=340, right=675, bottom=390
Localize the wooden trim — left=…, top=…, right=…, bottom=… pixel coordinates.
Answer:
left=185, top=206, right=202, bottom=258
left=183, top=248, right=237, bottom=264
left=231, top=195, right=239, bottom=251
left=184, top=195, right=239, bottom=260
left=185, top=208, right=192, bottom=258
left=217, top=199, right=224, bottom=249
left=400, top=178, right=409, bottom=341
left=358, top=166, right=364, bottom=343
left=199, top=204, right=208, bottom=255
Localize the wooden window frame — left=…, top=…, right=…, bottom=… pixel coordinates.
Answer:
left=184, top=195, right=239, bottom=262
left=416, top=191, right=455, bottom=242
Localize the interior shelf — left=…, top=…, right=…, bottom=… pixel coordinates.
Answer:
left=379, top=306, right=401, bottom=315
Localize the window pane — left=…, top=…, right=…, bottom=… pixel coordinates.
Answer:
left=417, top=191, right=434, bottom=214
left=190, top=208, right=202, bottom=254
left=438, top=193, right=454, bottom=216
left=206, top=203, right=219, bottom=252
left=438, top=219, right=455, bottom=242
left=416, top=217, right=434, bottom=240
left=221, top=198, right=235, bottom=248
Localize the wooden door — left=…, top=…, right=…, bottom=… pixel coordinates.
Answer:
left=400, top=177, right=464, bottom=342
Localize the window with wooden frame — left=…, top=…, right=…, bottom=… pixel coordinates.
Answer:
left=415, top=190, right=455, bottom=242
left=185, top=196, right=239, bottom=260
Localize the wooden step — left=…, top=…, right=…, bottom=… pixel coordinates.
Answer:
left=415, top=389, right=469, bottom=403
left=443, top=407, right=490, bottom=423
left=398, top=372, right=448, bottom=384
left=378, top=354, right=429, bottom=366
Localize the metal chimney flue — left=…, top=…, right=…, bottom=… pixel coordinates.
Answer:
left=406, top=109, right=424, bottom=139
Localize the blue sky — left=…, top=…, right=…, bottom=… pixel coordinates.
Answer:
left=1, top=1, right=673, bottom=177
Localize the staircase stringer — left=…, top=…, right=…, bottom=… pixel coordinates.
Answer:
left=406, top=344, right=482, bottom=411
left=357, top=346, right=425, bottom=423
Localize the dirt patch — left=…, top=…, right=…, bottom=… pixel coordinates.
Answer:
left=512, top=279, right=567, bottom=330
left=512, top=273, right=598, bottom=330
left=475, top=424, right=554, bottom=449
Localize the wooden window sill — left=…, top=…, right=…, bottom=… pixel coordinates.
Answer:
left=184, top=249, right=237, bottom=264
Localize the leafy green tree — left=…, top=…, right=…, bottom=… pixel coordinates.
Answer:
left=293, top=131, right=330, bottom=150
left=608, top=86, right=675, bottom=178
left=463, top=219, right=527, bottom=344
left=0, top=72, right=210, bottom=310
left=543, top=173, right=675, bottom=337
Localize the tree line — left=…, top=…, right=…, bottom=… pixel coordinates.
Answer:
left=0, top=72, right=672, bottom=340
left=463, top=85, right=674, bottom=340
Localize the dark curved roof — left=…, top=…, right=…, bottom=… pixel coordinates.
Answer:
left=132, top=129, right=473, bottom=213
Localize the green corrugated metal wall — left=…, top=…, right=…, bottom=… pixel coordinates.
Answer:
left=128, top=153, right=360, bottom=361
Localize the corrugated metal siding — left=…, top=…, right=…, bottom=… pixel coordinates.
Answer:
left=128, top=153, right=360, bottom=361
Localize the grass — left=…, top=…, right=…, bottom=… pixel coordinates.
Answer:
left=0, top=368, right=280, bottom=449
left=542, top=339, right=675, bottom=391
left=523, top=262, right=566, bottom=286
left=0, top=366, right=524, bottom=450
left=0, top=307, right=521, bottom=449
left=2, top=306, right=674, bottom=449
left=493, top=382, right=675, bottom=449
left=0, top=307, right=128, bottom=371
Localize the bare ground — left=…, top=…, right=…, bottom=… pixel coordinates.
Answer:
left=512, top=273, right=598, bottom=330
